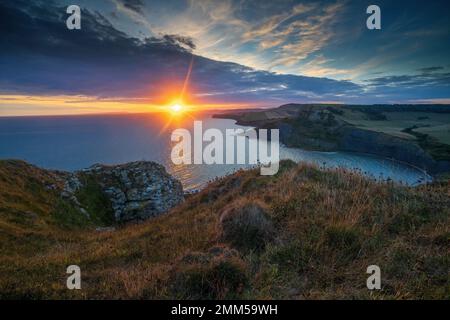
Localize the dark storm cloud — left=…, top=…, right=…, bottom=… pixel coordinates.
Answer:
left=0, top=0, right=361, bottom=104
left=0, top=0, right=198, bottom=97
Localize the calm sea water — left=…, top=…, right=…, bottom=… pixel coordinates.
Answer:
left=0, top=113, right=431, bottom=190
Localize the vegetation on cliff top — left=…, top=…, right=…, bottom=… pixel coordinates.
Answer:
left=0, top=159, right=448, bottom=299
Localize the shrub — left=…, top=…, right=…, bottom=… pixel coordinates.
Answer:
left=218, top=200, right=274, bottom=252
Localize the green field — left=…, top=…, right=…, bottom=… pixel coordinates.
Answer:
left=338, top=110, right=450, bottom=144
left=415, top=124, right=450, bottom=145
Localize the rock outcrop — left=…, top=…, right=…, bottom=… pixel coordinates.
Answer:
left=63, top=161, right=184, bottom=222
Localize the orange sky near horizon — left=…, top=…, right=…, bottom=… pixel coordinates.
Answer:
left=0, top=94, right=259, bottom=117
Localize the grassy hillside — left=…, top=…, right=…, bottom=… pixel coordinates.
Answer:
left=0, top=160, right=448, bottom=299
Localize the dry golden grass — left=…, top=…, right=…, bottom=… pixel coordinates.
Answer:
left=0, top=159, right=448, bottom=299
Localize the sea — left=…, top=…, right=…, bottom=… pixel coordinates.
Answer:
left=0, top=112, right=432, bottom=190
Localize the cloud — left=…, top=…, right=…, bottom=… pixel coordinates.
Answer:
left=118, top=0, right=145, bottom=15
left=112, top=0, right=152, bottom=33
left=241, top=3, right=315, bottom=41
left=417, top=66, right=445, bottom=73
left=0, top=0, right=448, bottom=106
left=163, top=34, right=196, bottom=50
left=0, top=0, right=364, bottom=106
left=256, top=3, right=344, bottom=70
left=364, top=72, right=450, bottom=88
left=361, top=69, right=450, bottom=103
left=135, top=1, right=349, bottom=74
left=299, top=55, right=351, bottom=78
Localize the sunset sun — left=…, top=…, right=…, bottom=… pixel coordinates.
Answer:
left=170, top=103, right=183, bottom=113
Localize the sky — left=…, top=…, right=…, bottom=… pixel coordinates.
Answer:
left=0, top=0, right=449, bottom=116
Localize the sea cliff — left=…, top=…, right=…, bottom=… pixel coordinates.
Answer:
left=214, top=104, right=450, bottom=176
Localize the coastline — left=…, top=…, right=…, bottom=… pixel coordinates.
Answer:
left=212, top=105, right=450, bottom=178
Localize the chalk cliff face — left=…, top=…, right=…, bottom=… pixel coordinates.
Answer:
left=62, top=161, right=184, bottom=222
left=276, top=122, right=450, bottom=175
left=336, top=127, right=450, bottom=174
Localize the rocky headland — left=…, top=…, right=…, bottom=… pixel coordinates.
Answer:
left=214, top=104, right=450, bottom=176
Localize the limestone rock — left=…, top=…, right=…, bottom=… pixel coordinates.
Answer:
left=62, top=161, right=184, bottom=222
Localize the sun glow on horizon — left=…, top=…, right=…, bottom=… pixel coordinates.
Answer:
left=0, top=94, right=262, bottom=117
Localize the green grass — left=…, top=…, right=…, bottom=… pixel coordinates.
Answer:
left=415, top=124, right=450, bottom=145
left=52, top=198, right=92, bottom=228
left=340, top=110, right=450, bottom=146
left=74, top=173, right=115, bottom=226
left=402, top=126, right=450, bottom=160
